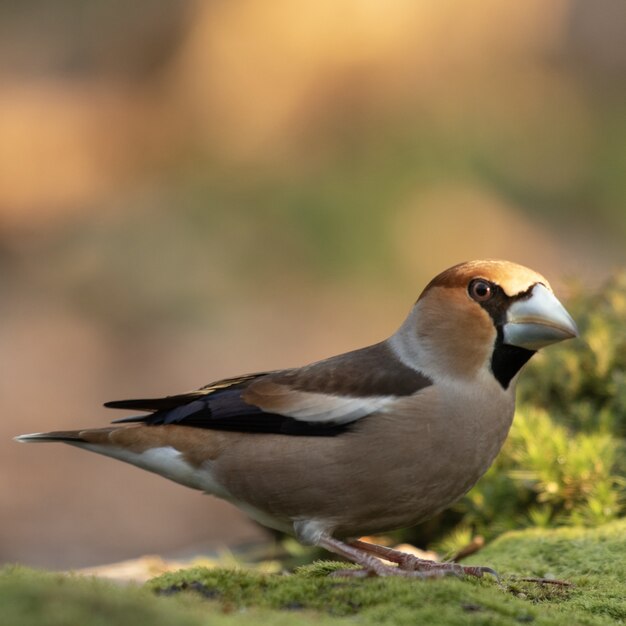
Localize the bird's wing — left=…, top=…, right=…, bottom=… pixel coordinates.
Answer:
left=104, top=342, right=432, bottom=436
left=104, top=373, right=267, bottom=413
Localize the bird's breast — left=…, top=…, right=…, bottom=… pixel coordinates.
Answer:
left=210, top=380, right=516, bottom=538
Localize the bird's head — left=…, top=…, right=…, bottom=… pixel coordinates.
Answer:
left=392, top=260, right=578, bottom=388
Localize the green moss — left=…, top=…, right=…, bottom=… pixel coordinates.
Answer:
left=470, top=520, right=626, bottom=622
left=0, top=565, right=343, bottom=626
left=145, top=520, right=625, bottom=626
left=0, top=565, right=205, bottom=626
left=3, top=520, right=625, bottom=625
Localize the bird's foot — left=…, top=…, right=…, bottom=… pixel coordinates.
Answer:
left=395, top=553, right=499, bottom=581
left=348, top=539, right=500, bottom=581
left=317, top=536, right=499, bottom=581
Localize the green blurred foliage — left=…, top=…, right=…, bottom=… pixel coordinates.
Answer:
left=520, top=271, right=626, bottom=437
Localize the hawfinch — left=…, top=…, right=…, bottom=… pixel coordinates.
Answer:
left=16, top=260, right=578, bottom=578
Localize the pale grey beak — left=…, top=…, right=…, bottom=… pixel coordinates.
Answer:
left=503, top=284, right=579, bottom=351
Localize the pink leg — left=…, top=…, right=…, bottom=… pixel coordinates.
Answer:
left=317, top=536, right=453, bottom=579
left=349, top=539, right=499, bottom=580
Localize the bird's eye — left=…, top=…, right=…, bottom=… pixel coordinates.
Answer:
left=469, top=279, right=493, bottom=302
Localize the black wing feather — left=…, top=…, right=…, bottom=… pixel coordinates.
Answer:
left=104, top=373, right=269, bottom=413
left=104, top=394, right=206, bottom=412
left=106, top=374, right=351, bottom=436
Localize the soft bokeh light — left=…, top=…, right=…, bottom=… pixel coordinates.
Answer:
left=1, top=0, right=625, bottom=569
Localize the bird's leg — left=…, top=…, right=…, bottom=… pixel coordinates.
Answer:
left=349, top=539, right=461, bottom=575
left=317, top=535, right=450, bottom=579
left=349, top=539, right=499, bottom=581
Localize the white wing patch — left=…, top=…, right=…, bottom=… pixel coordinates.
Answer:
left=261, top=389, right=396, bottom=424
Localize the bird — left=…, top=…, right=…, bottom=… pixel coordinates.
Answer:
left=15, top=260, right=578, bottom=579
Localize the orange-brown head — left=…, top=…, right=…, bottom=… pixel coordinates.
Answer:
left=392, top=260, right=578, bottom=388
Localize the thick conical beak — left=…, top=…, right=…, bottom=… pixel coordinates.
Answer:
left=503, top=284, right=579, bottom=351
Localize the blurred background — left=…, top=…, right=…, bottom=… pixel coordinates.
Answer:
left=2, top=0, right=626, bottom=570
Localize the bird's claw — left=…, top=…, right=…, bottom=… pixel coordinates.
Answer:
left=460, top=565, right=501, bottom=581
left=398, top=558, right=500, bottom=581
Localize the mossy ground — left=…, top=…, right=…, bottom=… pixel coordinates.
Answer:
left=3, top=519, right=624, bottom=626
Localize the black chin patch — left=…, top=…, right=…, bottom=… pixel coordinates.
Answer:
left=490, top=329, right=535, bottom=389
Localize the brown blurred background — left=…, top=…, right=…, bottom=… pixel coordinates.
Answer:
left=2, top=0, right=626, bottom=569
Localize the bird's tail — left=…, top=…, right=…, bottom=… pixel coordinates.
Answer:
left=14, top=430, right=88, bottom=443
left=14, top=425, right=217, bottom=493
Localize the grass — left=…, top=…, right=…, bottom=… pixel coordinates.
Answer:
left=3, top=519, right=624, bottom=626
